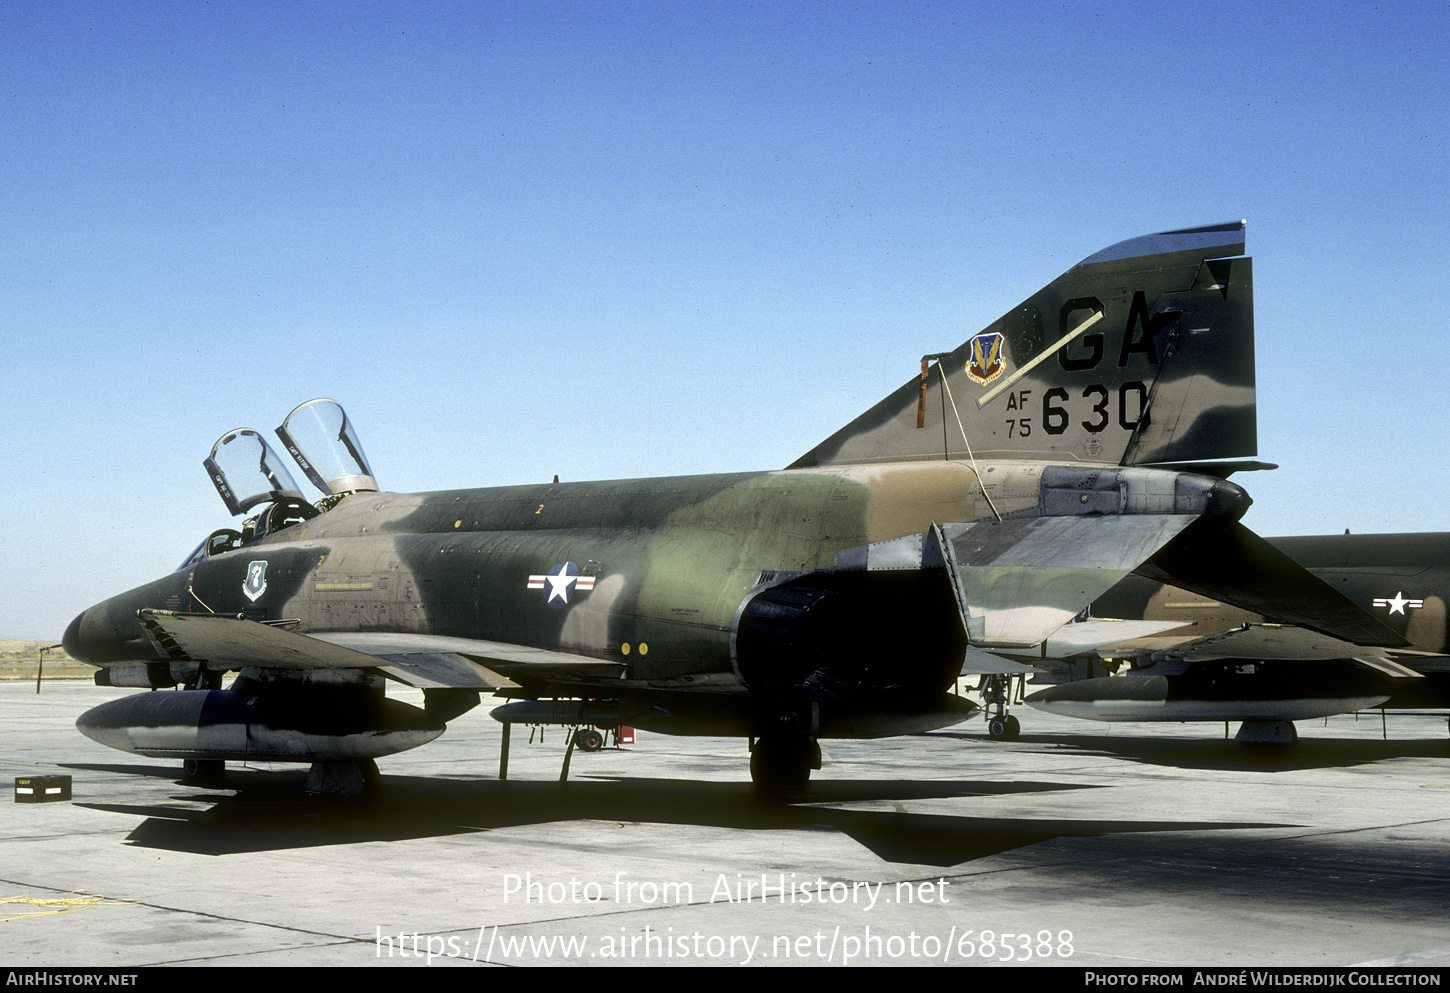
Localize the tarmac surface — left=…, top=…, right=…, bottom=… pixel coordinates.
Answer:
left=4, top=680, right=1450, bottom=968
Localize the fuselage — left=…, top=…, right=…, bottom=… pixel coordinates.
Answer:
left=66, top=459, right=1242, bottom=701
left=68, top=461, right=1031, bottom=681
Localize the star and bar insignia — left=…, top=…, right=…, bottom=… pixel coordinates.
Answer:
left=1373, top=591, right=1424, bottom=615
left=527, top=561, right=597, bottom=608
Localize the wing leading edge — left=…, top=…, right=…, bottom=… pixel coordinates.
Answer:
left=131, top=609, right=621, bottom=690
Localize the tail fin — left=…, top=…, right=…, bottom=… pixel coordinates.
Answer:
left=790, top=222, right=1255, bottom=469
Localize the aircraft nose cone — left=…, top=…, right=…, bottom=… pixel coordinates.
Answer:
left=62, top=610, right=88, bottom=663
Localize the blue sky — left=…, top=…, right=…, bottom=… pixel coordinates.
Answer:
left=4, top=1, right=1448, bottom=638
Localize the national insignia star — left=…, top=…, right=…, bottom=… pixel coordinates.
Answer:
left=526, top=562, right=598, bottom=608
left=1372, top=591, right=1424, bottom=614
left=545, top=564, right=576, bottom=604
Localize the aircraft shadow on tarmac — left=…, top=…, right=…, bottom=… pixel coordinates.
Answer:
left=64, top=765, right=1284, bottom=866
left=941, top=729, right=1450, bottom=772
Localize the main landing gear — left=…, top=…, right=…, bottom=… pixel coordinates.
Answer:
left=303, top=758, right=380, bottom=795
left=749, top=735, right=820, bottom=798
left=182, top=758, right=225, bottom=785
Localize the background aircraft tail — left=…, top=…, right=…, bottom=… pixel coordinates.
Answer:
left=790, top=222, right=1255, bottom=469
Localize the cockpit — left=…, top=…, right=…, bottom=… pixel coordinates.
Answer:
left=179, top=399, right=378, bottom=570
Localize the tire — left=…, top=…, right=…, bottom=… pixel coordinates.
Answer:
left=987, top=715, right=1020, bottom=740
left=750, top=736, right=813, bottom=798
left=576, top=728, right=605, bottom=752
left=182, top=759, right=225, bottom=784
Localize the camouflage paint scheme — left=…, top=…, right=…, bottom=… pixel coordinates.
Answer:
left=64, top=221, right=1403, bottom=787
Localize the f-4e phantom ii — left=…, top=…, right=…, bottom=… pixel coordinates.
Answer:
left=63, top=221, right=1404, bottom=794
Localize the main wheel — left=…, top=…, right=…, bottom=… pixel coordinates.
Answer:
left=749, top=736, right=814, bottom=798
left=182, top=759, right=225, bottom=784
left=576, top=728, right=605, bottom=752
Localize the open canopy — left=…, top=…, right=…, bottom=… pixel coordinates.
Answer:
left=203, top=428, right=306, bottom=516
left=275, top=398, right=378, bottom=497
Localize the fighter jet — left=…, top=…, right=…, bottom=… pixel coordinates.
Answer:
left=1020, top=532, right=1450, bottom=742
left=63, top=221, right=1402, bottom=793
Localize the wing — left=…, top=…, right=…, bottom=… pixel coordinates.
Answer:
left=134, top=609, right=622, bottom=690
left=1093, top=623, right=1426, bottom=676
left=1137, top=521, right=1408, bottom=647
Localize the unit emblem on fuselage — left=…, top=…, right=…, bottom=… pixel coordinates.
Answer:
left=243, top=560, right=269, bottom=602
left=527, top=562, right=597, bottom=608
left=965, top=331, right=1006, bottom=386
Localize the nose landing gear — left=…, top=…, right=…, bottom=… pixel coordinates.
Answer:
left=979, top=673, right=1025, bottom=740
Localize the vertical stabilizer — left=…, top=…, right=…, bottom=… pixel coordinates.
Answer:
left=789, top=223, right=1254, bottom=469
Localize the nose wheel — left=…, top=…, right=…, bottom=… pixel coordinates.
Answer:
left=980, top=674, right=1025, bottom=740
left=986, top=714, right=1021, bottom=740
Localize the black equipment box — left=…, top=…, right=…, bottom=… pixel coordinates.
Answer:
left=15, top=775, right=72, bottom=803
